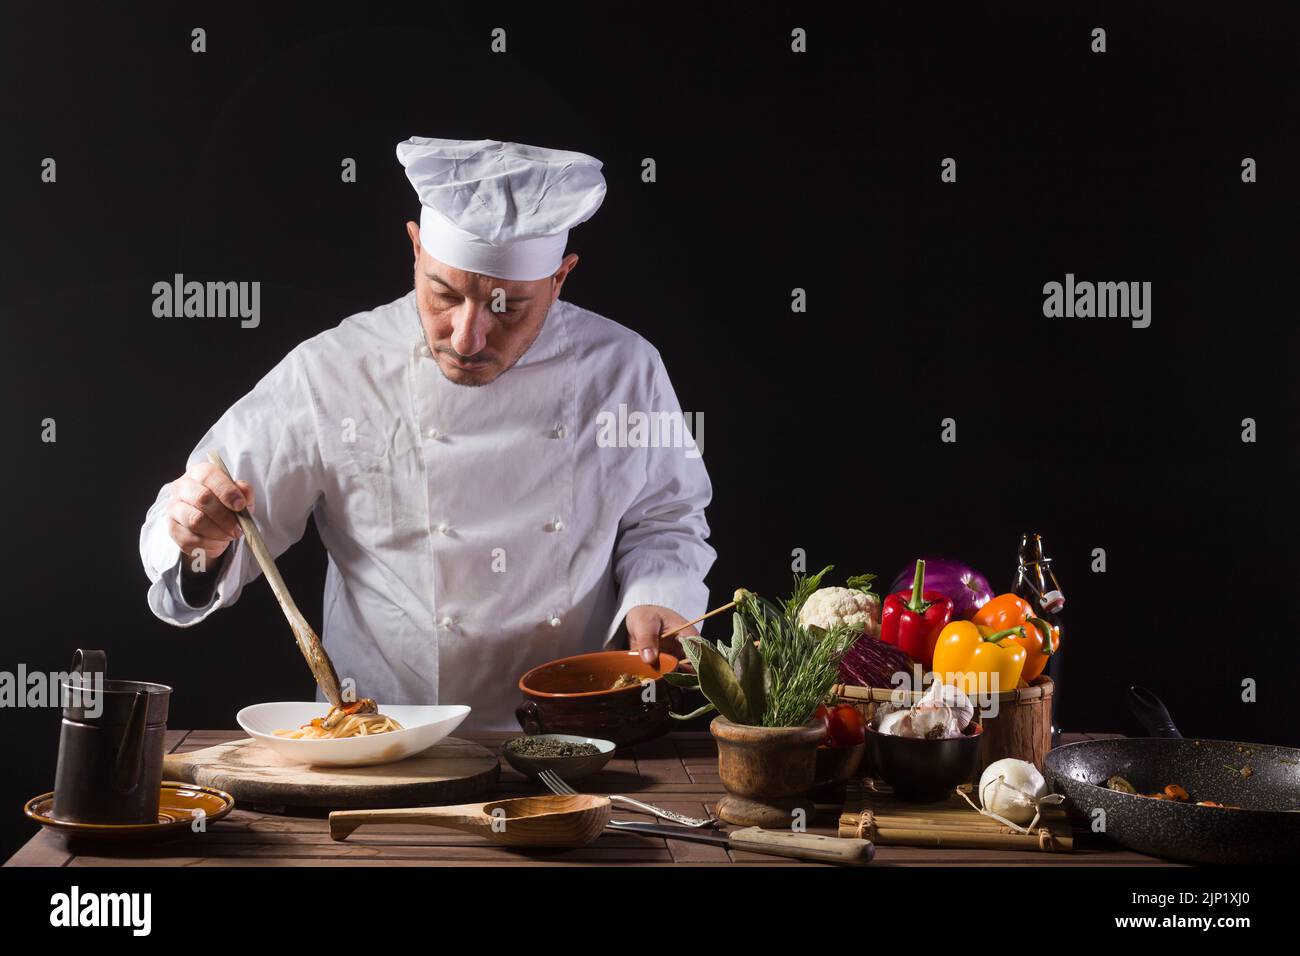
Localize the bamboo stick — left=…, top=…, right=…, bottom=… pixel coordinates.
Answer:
left=843, top=810, right=1070, bottom=830
left=841, top=799, right=1069, bottom=824
left=838, top=820, right=1073, bottom=850
left=659, top=600, right=738, bottom=640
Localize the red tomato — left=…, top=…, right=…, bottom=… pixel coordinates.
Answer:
left=823, top=704, right=866, bottom=748
left=813, top=704, right=832, bottom=742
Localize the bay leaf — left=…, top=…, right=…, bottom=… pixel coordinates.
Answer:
left=734, top=638, right=766, bottom=725
left=695, top=640, right=751, bottom=724
left=679, top=635, right=704, bottom=670
left=721, top=612, right=747, bottom=666
left=662, top=671, right=701, bottom=687
left=671, top=702, right=716, bottom=721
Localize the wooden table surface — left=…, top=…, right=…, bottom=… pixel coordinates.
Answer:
left=7, top=730, right=1172, bottom=867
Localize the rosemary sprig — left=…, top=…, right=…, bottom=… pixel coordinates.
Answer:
left=738, top=565, right=859, bottom=727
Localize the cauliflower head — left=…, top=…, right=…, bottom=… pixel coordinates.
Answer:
left=797, top=587, right=881, bottom=636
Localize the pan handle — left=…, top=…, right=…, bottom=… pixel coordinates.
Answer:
left=1128, top=685, right=1183, bottom=739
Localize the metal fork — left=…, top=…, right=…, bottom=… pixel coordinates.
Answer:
left=537, top=769, right=718, bottom=828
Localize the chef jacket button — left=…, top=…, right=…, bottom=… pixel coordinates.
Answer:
left=437, top=521, right=451, bottom=535
left=549, top=616, right=562, bottom=628
left=552, top=519, right=565, bottom=532
left=550, top=424, right=566, bottom=439
left=426, top=427, right=441, bottom=441
left=419, top=344, right=432, bottom=358
left=440, top=616, right=454, bottom=629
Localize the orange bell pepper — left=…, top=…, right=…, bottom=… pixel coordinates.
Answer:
left=972, top=594, right=1059, bottom=682
left=931, top=620, right=1027, bottom=696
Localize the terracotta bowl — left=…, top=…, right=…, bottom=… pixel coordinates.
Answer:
left=516, top=650, right=679, bottom=747
left=865, top=721, right=984, bottom=802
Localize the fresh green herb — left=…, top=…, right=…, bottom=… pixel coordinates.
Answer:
left=733, top=637, right=766, bottom=723
left=845, top=573, right=878, bottom=597
left=670, top=565, right=861, bottom=728
left=746, top=566, right=859, bottom=726
left=695, top=640, right=752, bottom=723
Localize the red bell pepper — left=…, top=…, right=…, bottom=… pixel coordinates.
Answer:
left=879, top=559, right=954, bottom=668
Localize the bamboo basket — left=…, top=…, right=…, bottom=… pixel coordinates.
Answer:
left=832, top=675, right=1054, bottom=774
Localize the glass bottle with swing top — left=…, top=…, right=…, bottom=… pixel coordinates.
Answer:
left=1012, top=533, right=1065, bottom=746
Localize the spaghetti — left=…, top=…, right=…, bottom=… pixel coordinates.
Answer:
left=273, top=698, right=404, bottom=740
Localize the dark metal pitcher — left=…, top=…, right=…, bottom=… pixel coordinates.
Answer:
left=52, top=649, right=172, bottom=825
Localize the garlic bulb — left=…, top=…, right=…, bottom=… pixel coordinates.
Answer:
left=875, top=710, right=908, bottom=736
left=907, top=706, right=958, bottom=739
left=916, top=681, right=974, bottom=731
left=873, top=683, right=977, bottom=739
left=979, top=759, right=1048, bottom=825
left=893, top=681, right=975, bottom=738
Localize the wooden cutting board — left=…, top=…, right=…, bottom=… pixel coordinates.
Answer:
left=163, top=737, right=500, bottom=809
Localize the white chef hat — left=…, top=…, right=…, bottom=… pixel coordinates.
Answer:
left=396, top=136, right=607, bottom=282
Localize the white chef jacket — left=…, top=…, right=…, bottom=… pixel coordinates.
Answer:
left=139, top=290, right=714, bottom=730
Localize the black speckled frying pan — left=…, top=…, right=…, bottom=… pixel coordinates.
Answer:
left=1044, top=686, right=1300, bottom=864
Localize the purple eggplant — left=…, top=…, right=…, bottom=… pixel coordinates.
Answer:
left=888, top=556, right=993, bottom=620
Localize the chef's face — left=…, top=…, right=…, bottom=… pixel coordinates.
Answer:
left=406, top=221, right=578, bottom=387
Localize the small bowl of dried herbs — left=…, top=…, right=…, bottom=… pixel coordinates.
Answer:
left=500, top=734, right=617, bottom=781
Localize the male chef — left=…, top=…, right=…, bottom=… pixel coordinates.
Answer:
left=139, top=136, right=714, bottom=729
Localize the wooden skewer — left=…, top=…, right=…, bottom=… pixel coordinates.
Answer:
left=659, top=594, right=747, bottom=640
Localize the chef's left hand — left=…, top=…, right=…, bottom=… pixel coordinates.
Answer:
left=626, top=604, right=698, bottom=666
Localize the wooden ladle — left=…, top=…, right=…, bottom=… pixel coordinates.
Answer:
left=329, top=794, right=612, bottom=847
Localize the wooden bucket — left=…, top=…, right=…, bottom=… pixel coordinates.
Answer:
left=832, top=676, right=1054, bottom=773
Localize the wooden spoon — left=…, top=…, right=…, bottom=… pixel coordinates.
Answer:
left=206, top=450, right=344, bottom=708
left=329, top=794, right=612, bottom=847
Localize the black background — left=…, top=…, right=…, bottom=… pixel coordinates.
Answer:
left=2, top=2, right=1297, bottom=861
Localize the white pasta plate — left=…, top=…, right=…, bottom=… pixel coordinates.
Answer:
left=236, top=702, right=471, bottom=768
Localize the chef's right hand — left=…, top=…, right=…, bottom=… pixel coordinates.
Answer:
left=626, top=604, right=698, bottom=667
left=166, top=461, right=255, bottom=569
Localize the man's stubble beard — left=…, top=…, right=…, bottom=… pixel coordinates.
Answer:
left=428, top=303, right=552, bottom=389
left=436, top=361, right=494, bottom=388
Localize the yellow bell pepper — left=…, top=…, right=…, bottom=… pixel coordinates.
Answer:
left=972, top=594, right=1059, bottom=682
left=931, top=620, right=1027, bottom=696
